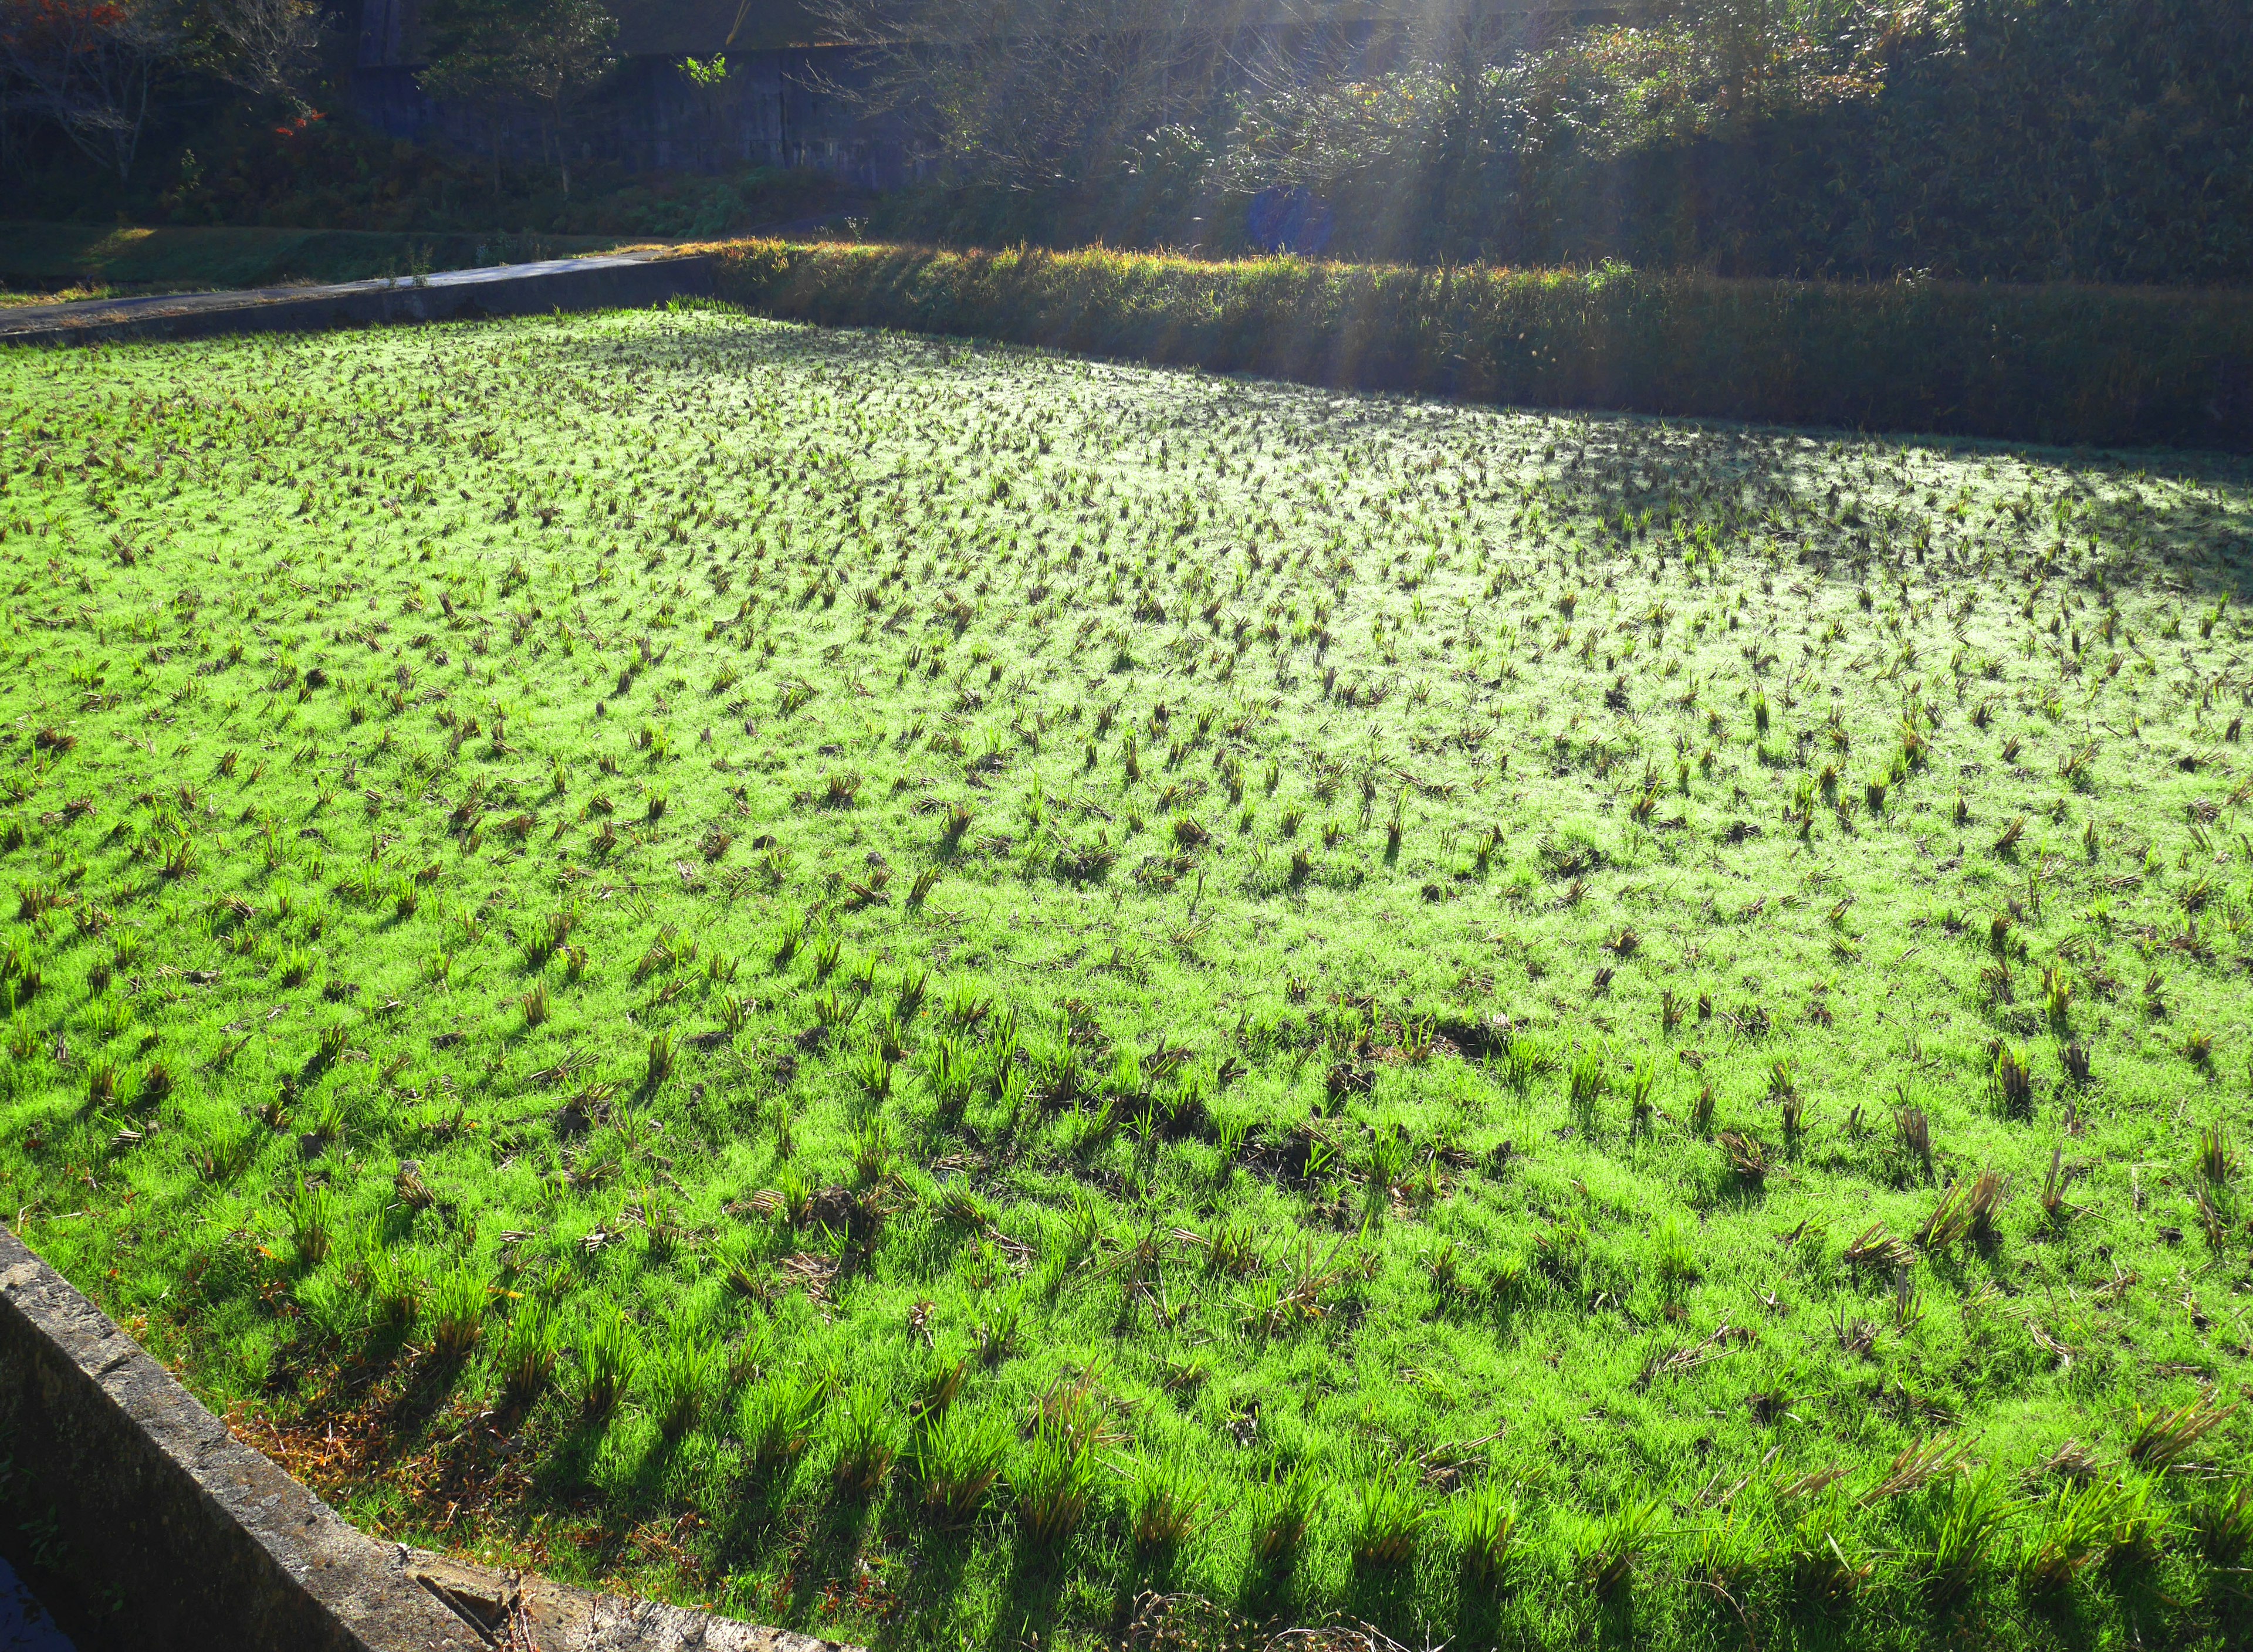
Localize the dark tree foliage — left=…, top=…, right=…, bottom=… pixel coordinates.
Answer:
left=0, top=0, right=181, bottom=178
left=866, top=0, right=2253, bottom=286
left=810, top=0, right=1295, bottom=187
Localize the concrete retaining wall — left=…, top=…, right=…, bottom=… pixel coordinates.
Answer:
left=0, top=1227, right=485, bottom=1651
left=0, top=1228, right=852, bottom=1652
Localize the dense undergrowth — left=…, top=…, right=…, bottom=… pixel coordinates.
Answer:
left=709, top=240, right=2253, bottom=453
left=11, top=0, right=2250, bottom=299
left=872, top=0, right=2253, bottom=287
left=2, top=303, right=2252, bottom=1650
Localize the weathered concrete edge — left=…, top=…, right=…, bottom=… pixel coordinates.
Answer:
left=0, top=1226, right=857, bottom=1652
left=0, top=253, right=715, bottom=348
left=393, top=1548, right=855, bottom=1652
left=0, top=1224, right=482, bottom=1650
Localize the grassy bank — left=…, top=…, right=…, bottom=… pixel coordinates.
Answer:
left=2, top=306, right=2251, bottom=1650
left=0, top=222, right=638, bottom=302
left=708, top=241, right=2253, bottom=452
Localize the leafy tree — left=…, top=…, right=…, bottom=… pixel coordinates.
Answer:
left=1214, top=0, right=2253, bottom=283
left=811, top=0, right=1290, bottom=188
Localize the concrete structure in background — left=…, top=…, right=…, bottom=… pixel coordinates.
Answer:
left=353, top=0, right=902, bottom=184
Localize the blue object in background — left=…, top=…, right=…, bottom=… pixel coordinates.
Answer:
left=1247, top=188, right=1335, bottom=256
left=0, top=1553, right=72, bottom=1652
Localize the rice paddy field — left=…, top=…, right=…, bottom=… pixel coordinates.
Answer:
left=3, top=301, right=2252, bottom=1651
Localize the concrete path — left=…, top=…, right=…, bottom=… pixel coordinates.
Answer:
left=0, top=249, right=713, bottom=347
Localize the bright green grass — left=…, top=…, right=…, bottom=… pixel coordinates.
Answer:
left=3, top=303, right=2252, bottom=1650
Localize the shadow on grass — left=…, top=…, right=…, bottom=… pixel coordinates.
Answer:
left=979, top=1535, right=1078, bottom=1652
left=882, top=1516, right=979, bottom=1631
left=1234, top=1552, right=1304, bottom=1626
left=1338, top=1560, right=1425, bottom=1641
left=529, top=1408, right=630, bottom=1507
left=778, top=1488, right=882, bottom=1625
left=2022, top=1580, right=2106, bottom=1650
left=1449, top=1570, right=1507, bottom=1649
left=377, top=1348, right=469, bottom=1441
left=1589, top=1591, right=1642, bottom=1651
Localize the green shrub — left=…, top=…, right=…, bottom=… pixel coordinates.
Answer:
left=709, top=240, right=2253, bottom=451
left=871, top=2, right=2253, bottom=290
left=1206, top=0, right=2253, bottom=287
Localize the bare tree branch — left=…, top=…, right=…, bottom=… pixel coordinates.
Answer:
left=202, top=0, right=323, bottom=113
left=0, top=0, right=181, bottom=178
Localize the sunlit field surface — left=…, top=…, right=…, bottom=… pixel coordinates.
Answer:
left=4, top=304, right=2251, bottom=1650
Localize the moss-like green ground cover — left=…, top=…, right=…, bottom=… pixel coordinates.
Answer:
left=3, top=303, right=2252, bottom=1650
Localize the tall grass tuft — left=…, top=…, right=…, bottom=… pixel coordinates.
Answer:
left=1128, top=1454, right=1210, bottom=1556
left=1012, top=1422, right=1100, bottom=1548
left=648, top=1331, right=720, bottom=1440
left=286, top=1176, right=334, bottom=1266
left=1350, top=1465, right=1429, bottom=1571
left=1914, top=1470, right=2007, bottom=1610
left=1251, top=1464, right=1323, bottom=1570
left=832, top=1385, right=902, bottom=1498
left=1575, top=1497, right=1665, bottom=1601
left=498, top=1302, right=558, bottom=1402
left=1456, top=1477, right=1519, bottom=1585
left=576, top=1314, right=640, bottom=1418
left=911, top=1405, right=1009, bottom=1527
left=742, top=1369, right=829, bottom=1469
left=427, top=1270, right=486, bottom=1359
